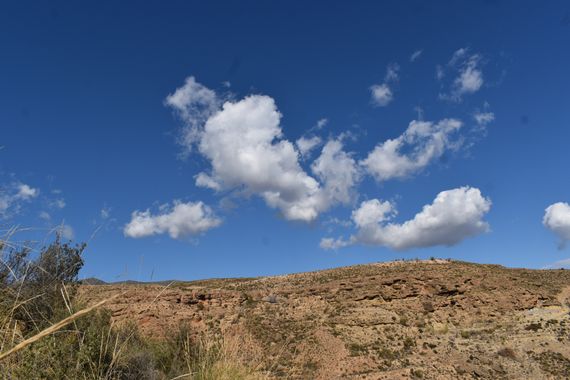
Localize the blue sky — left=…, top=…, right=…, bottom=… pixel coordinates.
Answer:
left=1, top=1, right=570, bottom=282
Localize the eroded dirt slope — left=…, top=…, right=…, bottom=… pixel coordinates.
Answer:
left=79, top=260, right=570, bottom=379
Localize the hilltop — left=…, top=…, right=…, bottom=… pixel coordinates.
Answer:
left=79, top=260, right=570, bottom=379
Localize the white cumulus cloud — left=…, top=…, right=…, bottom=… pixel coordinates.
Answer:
left=361, top=118, right=462, bottom=181
left=124, top=201, right=222, bottom=239
left=195, top=95, right=324, bottom=221
left=543, top=202, right=570, bottom=249
left=321, top=186, right=491, bottom=251
left=159, top=75, right=486, bottom=239
left=166, top=77, right=361, bottom=223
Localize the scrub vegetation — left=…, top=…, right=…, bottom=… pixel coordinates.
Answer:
left=0, top=229, right=263, bottom=379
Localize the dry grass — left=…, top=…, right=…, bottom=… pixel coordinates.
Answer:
left=0, top=227, right=267, bottom=380
left=166, top=331, right=267, bottom=380
left=0, top=292, right=121, bottom=361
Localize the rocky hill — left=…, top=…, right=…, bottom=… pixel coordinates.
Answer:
left=79, top=260, right=570, bottom=379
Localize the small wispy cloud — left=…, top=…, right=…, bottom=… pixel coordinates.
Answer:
left=410, top=49, right=423, bottom=62
left=296, top=136, right=322, bottom=158
left=59, top=223, right=75, bottom=240
left=295, top=118, right=328, bottom=159
left=49, top=198, right=66, bottom=209
left=0, top=182, right=40, bottom=218
left=100, top=206, right=111, bottom=220
left=384, top=63, right=400, bottom=82
left=438, top=48, right=485, bottom=102
left=436, top=65, right=444, bottom=80
left=473, top=111, right=495, bottom=128
left=17, top=184, right=39, bottom=200
left=370, top=63, right=400, bottom=107
left=370, top=84, right=393, bottom=107
left=39, top=211, right=51, bottom=221
left=165, top=76, right=221, bottom=156
left=315, top=118, right=328, bottom=130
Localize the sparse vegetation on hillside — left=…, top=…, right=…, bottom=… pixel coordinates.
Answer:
left=0, top=231, right=264, bottom=379
left=4, top=230, right=570, bottom=379
left=80, top=259, right=570, bottom=379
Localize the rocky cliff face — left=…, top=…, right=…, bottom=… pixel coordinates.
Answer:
left=79, top=260, right=570, bottom=379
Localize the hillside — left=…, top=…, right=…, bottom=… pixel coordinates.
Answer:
left=79, top=260, right=570, bottom=379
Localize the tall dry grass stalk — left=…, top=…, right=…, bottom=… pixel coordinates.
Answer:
left=0, top=227, right=268, bottom=379
left=0, top=292, right=121, bottom=361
